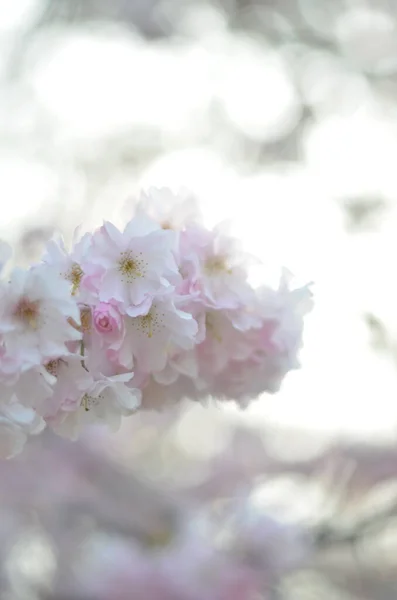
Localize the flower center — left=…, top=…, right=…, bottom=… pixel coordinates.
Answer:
left=205, top=313, right=222, bottom=343
left=65, top=263, right=84, bottom=295
left=45, top=359, right=59, bottom=377
left=140, top=312, right=154, bottom=338
left=160, top=221, right=172, bottom=230
left=204, top=256, right=231, bottom=275
left=98, top=315, right=110, bottom=329
left=13, top=297, right=40, bottom=329
left=142, top=524, right=175, bottom=549
left=133, top=308, right=165, bottom=339
left=81, top=392, right=103, bottom=412
left=118, top=251, right=146, bottom=282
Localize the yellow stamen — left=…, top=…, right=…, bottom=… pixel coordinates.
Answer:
left=141, top=313, right=153, bottom=338
left=65, top=263, right=84, bottom=295
left=143, top=525, right=174, bottom=549
left=118, top=251, right=145, bottom=280
left=45, top=359, right=59, bottom=377
left=160, top=221, right=172, bottom=230
left=80, top=392, right=103, bottom=411
left=204, top=256, right=232, bottom=275
left=81, top=394, right=89, bottom=412
left=205, top=313, right=222, bottom=343
left=132, top=308, right=165, bottom=339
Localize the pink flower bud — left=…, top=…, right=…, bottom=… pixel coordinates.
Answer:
left=93, top=303, right=121, bottom=334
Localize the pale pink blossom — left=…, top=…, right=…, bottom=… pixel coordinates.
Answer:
left=83, top=304, right=132, bottom=372
left=256, top=271, right=313, bottom=367
left=125, top=296, right=198, bottom=373
left=0, top=265, right=81, bottom=369
left=43, top=228, right=98, bottom=302
left=93, top=301, right=122, bottom=334
left=88, top=219, right=180, bottom=312
left=210, top=274, right=312, bottom=403
left=0, top=364, right=54, bottom=413
left=41, top=353, right=92, bottom=417
left=49, top=371, right=141, bottom=440
left=179, top=222, right=257, bottom=310
left=195, top=309, right=265, bottom=380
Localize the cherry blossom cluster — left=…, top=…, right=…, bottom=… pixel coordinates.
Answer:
left=0, top=188, right=312, bottom=457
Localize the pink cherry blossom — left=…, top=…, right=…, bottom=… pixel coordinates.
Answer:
left=179, top=222, right=257, bottom=310
left=125, top=296, right=198, bottom=373
left=43, top=229, right=98, bottom=302
left=0, top=265, right=81, bottom=369
left=49, top=371, right=141, bottom=440
left=41, top=353, right=92, bottom=417
left=79, top=304, right=132, bottom=373
left=88, top=219, right=180, bottom=311
left=0, top=364, right=54, bottom=415
left=93, top=301, right=121, bottom=333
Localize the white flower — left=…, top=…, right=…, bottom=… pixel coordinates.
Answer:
left=0, top=265, right=81, bottom=368
left=42, top=228, right=96, bottom=302
left=256, top=270, right=313, bottom=369
left=125, top=296, right=198, bottom=373
left=49, top=372, right=141, bottom=440
left=0, top=365, right=54, bottom=413
left=88, top=219, right=180, bottom=312
left=180, top=222, right=257, bottom=310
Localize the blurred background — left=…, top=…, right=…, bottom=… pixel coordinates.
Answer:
left=2, top=0, right=397, bottom=598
